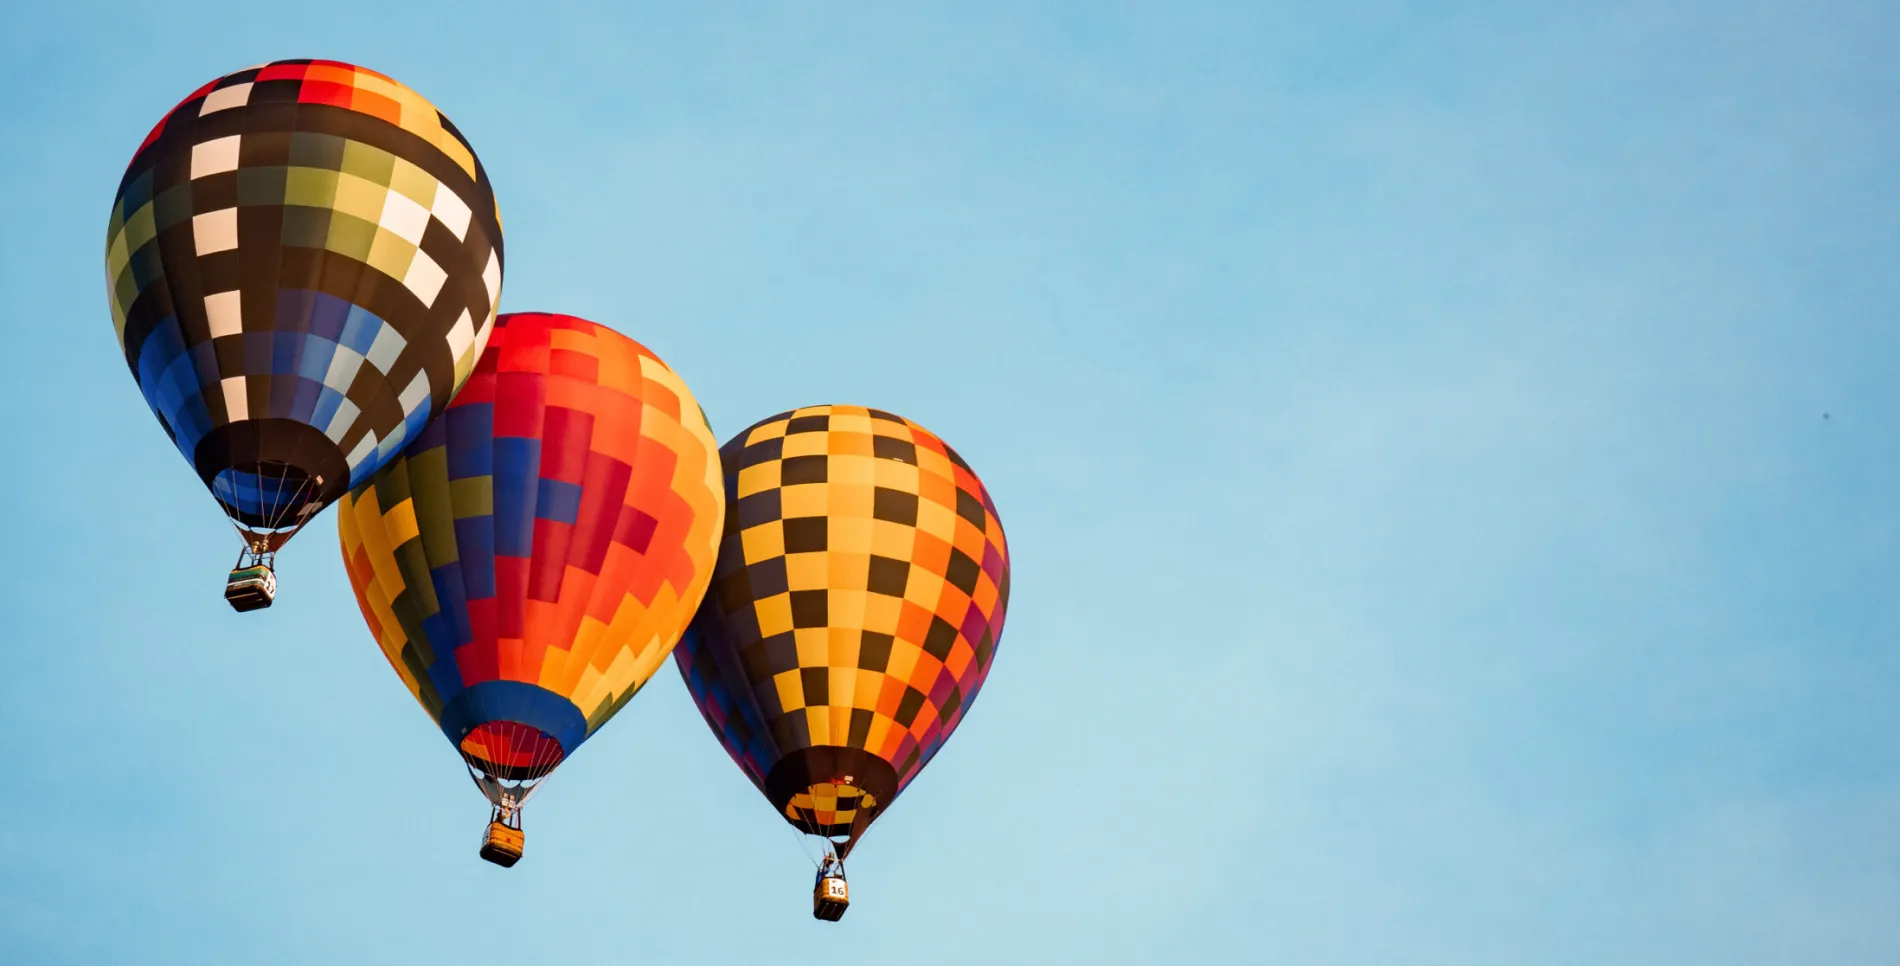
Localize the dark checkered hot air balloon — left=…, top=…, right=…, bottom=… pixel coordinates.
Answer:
left=674, top=406, right=1011, bottom=920
left=104, top=60, right=503, bottom=609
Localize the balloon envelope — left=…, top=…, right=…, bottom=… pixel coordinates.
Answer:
left=674, top=405, right=1011, bottom=855
left=339, top=313, right=723, bottom=801
left=106, top=59, right=504, bottom=546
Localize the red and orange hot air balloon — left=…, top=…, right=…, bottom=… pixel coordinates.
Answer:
left=674, top=405, right=1011, bottom=919
left=338, top=312, right=723, bottom=866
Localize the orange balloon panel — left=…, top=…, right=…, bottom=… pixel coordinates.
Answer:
left=674, top=405, right=1010, bottom=852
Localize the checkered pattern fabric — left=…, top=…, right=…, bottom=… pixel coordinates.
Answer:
left=105, top=60, right=503, bottom=539
left=786, top=782, right=879, bottom=839
left=674, top=405, right=1011, bottom=843
left=338, top=313, right=724, bottom=779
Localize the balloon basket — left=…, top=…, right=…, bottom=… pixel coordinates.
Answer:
left=812, top=870, right=849, bottom=921
left=480, top=819, right=524, bottom=867
left=224, top=564, right=277, bottom=612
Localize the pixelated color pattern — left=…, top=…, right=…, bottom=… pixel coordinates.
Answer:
left=105, top=59, right=503, bottom=532
left=675, top=405, right=1010, bottom=835
left=338, top=313, right=724, bottom=774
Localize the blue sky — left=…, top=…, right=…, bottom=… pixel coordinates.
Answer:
left=3, top=2, right=1898, bottom=963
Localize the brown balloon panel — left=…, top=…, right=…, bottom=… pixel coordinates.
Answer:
left=675, top=404, right=1011, bottom=854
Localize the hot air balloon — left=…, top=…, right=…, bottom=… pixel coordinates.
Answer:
left=105, top=59, right=504, bottom=610
left=337, top=312, right=723, bottom=866
left=674, top=405, right=1011, bottom=920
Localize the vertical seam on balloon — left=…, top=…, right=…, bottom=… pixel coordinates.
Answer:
left=169, top=103, right=226, bottom=525
left=563, top=324, right=624, bottom=720
left=613, top=347, right=673, bottom=722
left=137, top=87, right=220, bottom=527
left=510, top=313, right=552, bottom=699
left=720, top=414, right=794, bottom=784
left=268, top=100, right=339, bottom=538
left=435, top=324, right=491, bottom=725
left=566, top=326, right=609, bottom=708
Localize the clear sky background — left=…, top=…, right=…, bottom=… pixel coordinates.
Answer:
left=2, top=2, right=1897, bottom=963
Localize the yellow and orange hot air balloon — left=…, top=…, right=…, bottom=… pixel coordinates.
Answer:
left=673, top=405, right=1011, bottom=918
left=338, top=312, right=724, bottom=865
